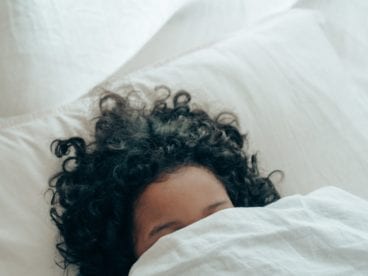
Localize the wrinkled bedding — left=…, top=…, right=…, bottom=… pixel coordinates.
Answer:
left=130, top=186, right=368, bottom=275
left=0, top=1, right=367, bottom=275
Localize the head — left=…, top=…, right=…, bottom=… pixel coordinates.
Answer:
left=133, top=165, right=234, bottom=256
left=48, top=86, right=281, bottom=275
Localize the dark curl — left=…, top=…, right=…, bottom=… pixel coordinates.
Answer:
left=48, top=86, right=281, bottom=276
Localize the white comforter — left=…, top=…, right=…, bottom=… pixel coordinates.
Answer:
left=129, top=187, right=368, bottom=275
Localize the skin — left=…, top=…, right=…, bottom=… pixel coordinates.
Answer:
left=133, top=165, right=234, bottom=258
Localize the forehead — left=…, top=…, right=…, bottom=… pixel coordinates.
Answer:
left=134, top=166, right=228, bottom=216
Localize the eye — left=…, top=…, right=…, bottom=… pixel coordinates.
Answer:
left=152, top=224, right=182, bottom=238
left=173, top=225, right=184, bottom=232
left=207, top=204, right=226, bottom=216
left=165, top=225, right=184, bottom=234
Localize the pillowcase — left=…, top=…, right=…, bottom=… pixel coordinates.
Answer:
left=0, top=8, right=367, bottom=276
left=102, top=9, right=368, bottom=198
left=0, top=0, right=190, bottom=118
left=119, top=0, right=298, bottom=75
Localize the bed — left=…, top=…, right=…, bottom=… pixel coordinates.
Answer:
left=0, top=0, right=367, bottom=275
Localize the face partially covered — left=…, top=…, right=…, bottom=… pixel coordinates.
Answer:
left=133, top=166, right=234, bottom=257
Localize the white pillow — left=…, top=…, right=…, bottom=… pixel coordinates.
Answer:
left=0, top=8, right=367, bottom=276
left=103, top=9, right=368, bottom=198
left=0, top=0, right=190, bottom=118
left=119, top=0, right=298, bottom=75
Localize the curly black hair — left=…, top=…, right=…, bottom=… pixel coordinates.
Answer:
left=48, top=85, right=281, bottom=276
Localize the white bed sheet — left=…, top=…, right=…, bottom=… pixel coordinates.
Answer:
left=129, top=186, right=368, bottom=275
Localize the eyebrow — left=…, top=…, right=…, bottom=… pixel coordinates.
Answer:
left=148, top=200, right=228, bottom=237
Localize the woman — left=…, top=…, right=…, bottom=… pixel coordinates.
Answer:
left=48, top=86, right=281, bottom=275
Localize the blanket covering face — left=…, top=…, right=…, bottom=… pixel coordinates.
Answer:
left=129, top=186, right=368, bottom=275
